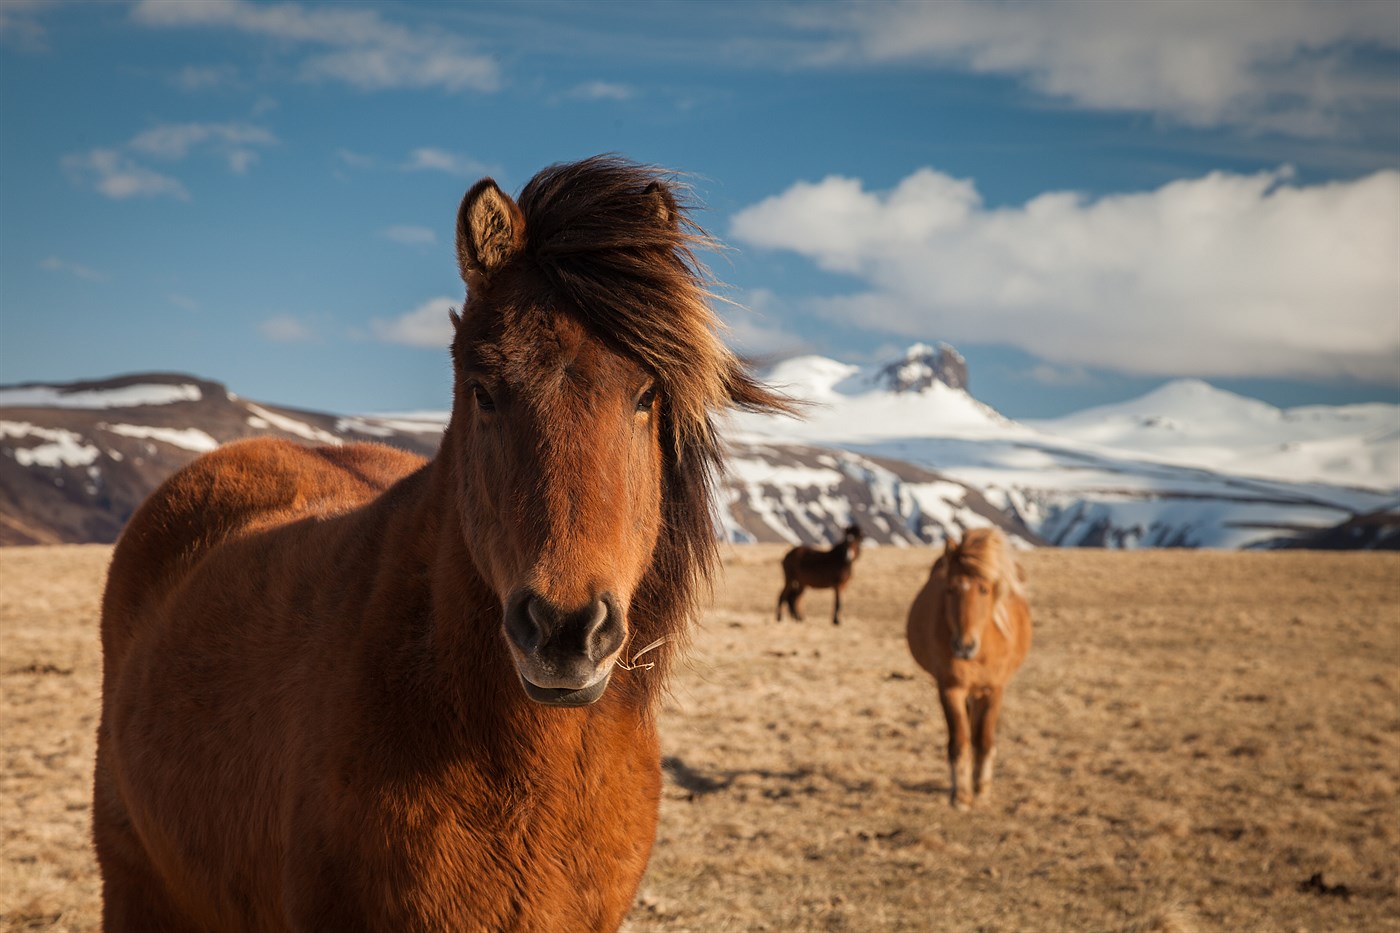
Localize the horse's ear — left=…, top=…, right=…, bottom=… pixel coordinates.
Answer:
left=456, top=179, right=525, bottom=290
left=643, top=180, right=678, bottom=229
left=943, top=536, right=958, bottom=557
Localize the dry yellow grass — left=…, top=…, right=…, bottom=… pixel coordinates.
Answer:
left=2, top=544, right=1397, bottom=931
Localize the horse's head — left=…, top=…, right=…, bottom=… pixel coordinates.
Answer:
left=446, top=157, right=789, bottom=708
left=844, top=524, right=864, bottom=558
left=940, top=530, right=1011, bottom=661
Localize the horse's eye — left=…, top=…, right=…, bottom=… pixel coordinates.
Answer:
left=471, top=383, right=496, bottom=412
left=636, top=385, right=657, bottom=412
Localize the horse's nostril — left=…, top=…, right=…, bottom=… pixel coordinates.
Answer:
left=586, top=593, right=624, bottom=663
left=505, top=592, right=543, bottom=653
left=950, top=637, right=979, bottom=659
left=506, top=590, right=623, bottom=664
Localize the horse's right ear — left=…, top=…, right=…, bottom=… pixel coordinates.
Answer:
left=943, top=536, right=958, bottom=557
left=456, top=179, right=526, bottom=290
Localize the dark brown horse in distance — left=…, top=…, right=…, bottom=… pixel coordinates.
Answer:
left=906, top=527, right=1032, bottom=809
left=92, top=157, right=789, bottom=931
left=776, top=524, right=864, bottom=625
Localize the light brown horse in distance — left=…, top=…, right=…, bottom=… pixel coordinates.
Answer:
left=776, top=524, right=863, bottom=625
left=906, top=527, right=1032, bottom=809
left=92, top=156, right=790, bottom=931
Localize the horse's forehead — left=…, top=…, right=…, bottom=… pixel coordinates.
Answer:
left=948, top=572, right=988, bottom=592
left=470, top=307, right=639, bottom=387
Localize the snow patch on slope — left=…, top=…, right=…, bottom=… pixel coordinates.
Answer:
left=1, top=421, right=101, bottom=467
left=244, top=403, right=341, bottom=445
left=99, top=424, right=219, bottom=452
left=0, top=383, right=202, bottom=409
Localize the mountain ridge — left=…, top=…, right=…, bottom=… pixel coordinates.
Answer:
left=2, top=358, right=1396, bottom=549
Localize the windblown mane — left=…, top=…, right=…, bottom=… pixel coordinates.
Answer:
left=511, top=155, right=790, bottom=698
left=946, top=527, right=1026, bottom=638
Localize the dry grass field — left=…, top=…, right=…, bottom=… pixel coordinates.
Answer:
left=2, top=543, right=1397, bottom=931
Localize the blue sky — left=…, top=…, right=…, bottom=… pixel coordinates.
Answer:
left=2, top=0, right=1397, bottom=418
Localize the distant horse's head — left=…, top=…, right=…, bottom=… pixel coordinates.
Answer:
left=940, top=528, right=1022, bottom=660
left=447, top=156, right=788, bottom=707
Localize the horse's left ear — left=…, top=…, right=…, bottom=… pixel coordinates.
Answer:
left=457, top=178, right=526, bottom=291
left=643, top=181, right=678, bottom=229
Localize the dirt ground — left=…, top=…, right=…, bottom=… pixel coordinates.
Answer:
left=2, top=544, right=1397, bottom=932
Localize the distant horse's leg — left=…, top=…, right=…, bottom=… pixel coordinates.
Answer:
left=939, top=686, right=973, bottom=810
left=776, top=585, right=788, bottom=621
left=974, top=686, right=1004, bottom=803
left=789, top=584, right=806, bottom=622
left=831, top=582, right=843, bottom=626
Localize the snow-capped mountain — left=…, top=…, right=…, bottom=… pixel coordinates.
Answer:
left=1028, top=378, right=1399, bottom=492
left=0, top=370, right=1031, bottom=548
left=721, top=438, right=1039, bottom=547
left=2, top=352, right=1396, bottom=550
left=732, top=346, right=1398, bottom=550
left=0, top=374, right=444, bottom=545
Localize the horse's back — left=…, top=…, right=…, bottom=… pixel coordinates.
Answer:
left=782, top=542, right=851, bottom=585
left=102, top=438, right=424, bottom=660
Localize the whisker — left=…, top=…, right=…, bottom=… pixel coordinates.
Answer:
left=616, top=634, right=671, bottom=671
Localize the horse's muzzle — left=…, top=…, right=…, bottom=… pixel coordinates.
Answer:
left=951, top=638, right=980, bottom=660
left=504, top=589, right=624, bottom=707
left=519, top=673, right=613, bottom=707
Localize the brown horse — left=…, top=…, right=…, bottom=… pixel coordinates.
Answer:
left=776, top=524, right=863, bottom=625
left=92, top=157, right=789, bottom=931
left=906, top=528, right=1032, bottom=810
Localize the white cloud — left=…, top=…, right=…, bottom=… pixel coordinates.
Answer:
left=731, top=166, right=1400, bottom=384
left=383, top=225, right=437, bottom=246
left=40, top=256, right=105, bottom=282
left=336, top=148, right=377, bottom=170
left=790, top=0, right=1400, bottom=136
left=258, top=315, right=315, bottom=343
left=131, top=0, right=499, bottom=94
left=168, top=293, right=200, bottom=311
left=567, top=80, right=635, bottom=102
left=226, top=149, right=257, bottom=174
left=172, top=64, right=239, bottom=91
left=128, top=121, right=277, bottom=161
left=61, top=148, right=190, bottom=201
left=404, top=147, right=489, bottom=177
left=0, top=0, right=53, bottom=51
left=63, top=122, right=276, bottom=200
left=1028, top=364, right=1093, bottom=387
left=371, top=296, right=458, bottom=348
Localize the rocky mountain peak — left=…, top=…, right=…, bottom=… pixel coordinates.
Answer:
left=870, top=342, right=968, bottom=394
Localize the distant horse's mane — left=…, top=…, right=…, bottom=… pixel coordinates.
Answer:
left=944, top=528, right=1025, bottom=637
left=508, top=155, right=790, bottom=696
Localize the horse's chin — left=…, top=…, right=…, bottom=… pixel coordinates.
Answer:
left=519, top=670, right=612, bottom=707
